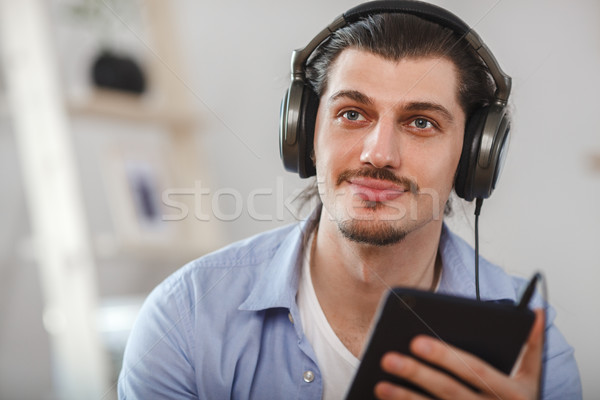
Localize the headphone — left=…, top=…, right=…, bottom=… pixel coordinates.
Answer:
left=279, top=0, right=512, bottom=202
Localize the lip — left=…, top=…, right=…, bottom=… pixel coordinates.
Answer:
left=347, top=177, right=407, bottom=202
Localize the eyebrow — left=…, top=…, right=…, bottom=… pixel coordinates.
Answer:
left=328, top=90, right=374, bottom=106
left=327, top=90, right=455, bottom=123
left=404, top=101, right=455, bottom=123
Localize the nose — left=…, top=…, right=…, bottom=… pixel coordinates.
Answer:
left=359, top=119, right=401, bottom=169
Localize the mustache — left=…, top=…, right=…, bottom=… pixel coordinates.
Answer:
left=336, top=168, right=420, bottom=194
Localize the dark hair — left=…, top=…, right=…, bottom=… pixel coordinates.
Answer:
left=304, top=13, right=496, bottom=118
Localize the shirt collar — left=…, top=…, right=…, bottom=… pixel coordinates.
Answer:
left=240, top=209, right=516, bottom=311
left=438, top=223, right=516, bottom=302
left=238, top=207, right=320, bottom=312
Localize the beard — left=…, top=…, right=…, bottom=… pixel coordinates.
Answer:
left=338, top=218, right=408, bottom=246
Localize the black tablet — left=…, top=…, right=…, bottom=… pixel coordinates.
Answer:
left=345, top=288, right=535, bottom=400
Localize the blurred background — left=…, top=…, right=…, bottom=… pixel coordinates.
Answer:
left=0, top=0, right=598, bottom=399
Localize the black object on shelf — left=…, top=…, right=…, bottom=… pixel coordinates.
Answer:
left=92, top=51, right=146, bottom=94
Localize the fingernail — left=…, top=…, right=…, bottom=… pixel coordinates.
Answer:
left=382, top=353, right=404, bottom=372
left=391, top=355, right=404, bottom=370
left=374, top=382, right=395, bottom=399
left=414, top=338, right=432, bottom=355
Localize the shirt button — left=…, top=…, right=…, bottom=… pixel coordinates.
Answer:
left=288, top=312, right=294, bottom=324
left=303, top=370, right=315, bottom=383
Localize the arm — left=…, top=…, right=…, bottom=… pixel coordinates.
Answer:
left=118, top=283, right=198, bottom=400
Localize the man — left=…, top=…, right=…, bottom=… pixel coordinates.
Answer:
left=119, top=2, right=581, bottom=399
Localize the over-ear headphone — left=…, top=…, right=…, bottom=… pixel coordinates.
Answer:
left=279, top=0, right=512, bottom=201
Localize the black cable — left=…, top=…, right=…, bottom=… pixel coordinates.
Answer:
left=515, top=272, right=548, bottom=399
left=517, top=272, right=548, bottom=400
left=539, top=274, right=548, bottom=400
left=517, top=272, right=541, bottom=310
left=474, top=198, right=484, bottom=301
left=472, top=197, right=547, bottom=396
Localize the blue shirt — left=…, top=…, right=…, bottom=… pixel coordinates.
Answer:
left=118, top=209, right=582, bottom=399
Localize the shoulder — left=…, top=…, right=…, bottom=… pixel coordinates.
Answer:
left=153, top=222, right=301, bottom=305
left=439, top=225, right=527, bottom=302
left=119, top=221, right=306, bottom=397
left=440, top=225, right=582, bottom=397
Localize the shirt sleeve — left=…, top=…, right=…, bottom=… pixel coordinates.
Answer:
left=539, top=306, right=582, bottom=400
left=118, top=277, right=198, bottom=400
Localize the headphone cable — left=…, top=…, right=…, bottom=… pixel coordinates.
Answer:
left=516, top=272, right=548, bottom=399
left=474, top=198, right=484, bottom=301
left=473, top=200, right=547, bottom=395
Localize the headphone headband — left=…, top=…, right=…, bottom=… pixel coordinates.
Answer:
left=290, top=0, right=511, bottom=102
left=345, top=0, right=471, bottom=31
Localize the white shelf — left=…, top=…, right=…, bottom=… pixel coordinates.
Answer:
left=68, top=89, right=197, bottom=128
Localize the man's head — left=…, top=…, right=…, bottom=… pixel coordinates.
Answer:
left=280, top=4, right=511, bottom=246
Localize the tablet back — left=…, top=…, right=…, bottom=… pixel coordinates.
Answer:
left=345, top=288, right=535, bottom=400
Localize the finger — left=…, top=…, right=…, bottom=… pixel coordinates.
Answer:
left=408, top=336, right=518, bottom=397
left=379, top=352, right=479, bottom=400
left=513, top=309, right=545, bottom=380
left=374, top=380, right=430, bottom=400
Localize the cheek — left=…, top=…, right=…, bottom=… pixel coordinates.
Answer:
left=312, top=107, right=325, bottom=163
left=312, top=119, right=326, bottom=174
left=440, top=142, right=464, bottom=195
left=313, top=114, right=347, bottom=179
left=313, top=115, right=335, bottom=190
left=414, top=139, right=463, bottom=195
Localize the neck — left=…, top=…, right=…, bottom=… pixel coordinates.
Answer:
left=309, top=209, right=443, bottom=348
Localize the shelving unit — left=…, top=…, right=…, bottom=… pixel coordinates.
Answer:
left=0, top=1, right=221, bottom=399
left=68, top=88, right=197, bottom=127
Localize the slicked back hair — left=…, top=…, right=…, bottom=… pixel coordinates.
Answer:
left=304, top=13, right=496, bottom=119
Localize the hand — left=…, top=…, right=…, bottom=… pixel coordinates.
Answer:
left=374, top=309, right=545, bottom=400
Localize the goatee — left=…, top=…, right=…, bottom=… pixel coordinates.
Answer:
left=338, top=220, right=408, bottom=246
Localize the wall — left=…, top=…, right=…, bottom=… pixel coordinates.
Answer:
left=0, top=0, right=598, bottom=398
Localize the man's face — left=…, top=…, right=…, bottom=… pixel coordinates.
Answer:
left=313, top=49, right=466, bottom=246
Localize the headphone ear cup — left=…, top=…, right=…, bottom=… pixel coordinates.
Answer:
left=455, top=105, right=511, bottom=201
left=297, top=86, right=319, bottom=178
left=279, top=80, right=318, bottom=178
left=455, top=107, right=488, bottom=201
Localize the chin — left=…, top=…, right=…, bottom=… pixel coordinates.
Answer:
left=342, top=198, right=412, bottom=221
left=337, top=219, right=409, bottom=247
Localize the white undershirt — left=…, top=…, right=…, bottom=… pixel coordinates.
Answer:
left=296, top=231, right=443, bottom=399
left=297, top=231, right=360, bottom=400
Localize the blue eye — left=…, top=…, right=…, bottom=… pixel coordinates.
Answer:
left=343, top=110, right=365, bottom=121
left=411, top=118, right=433, bottom=129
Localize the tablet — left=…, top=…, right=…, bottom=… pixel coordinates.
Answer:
left=345, top=288, right=535, bottom=400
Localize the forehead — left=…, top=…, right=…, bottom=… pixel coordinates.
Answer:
left=324, top=48, right=462, bottom=114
